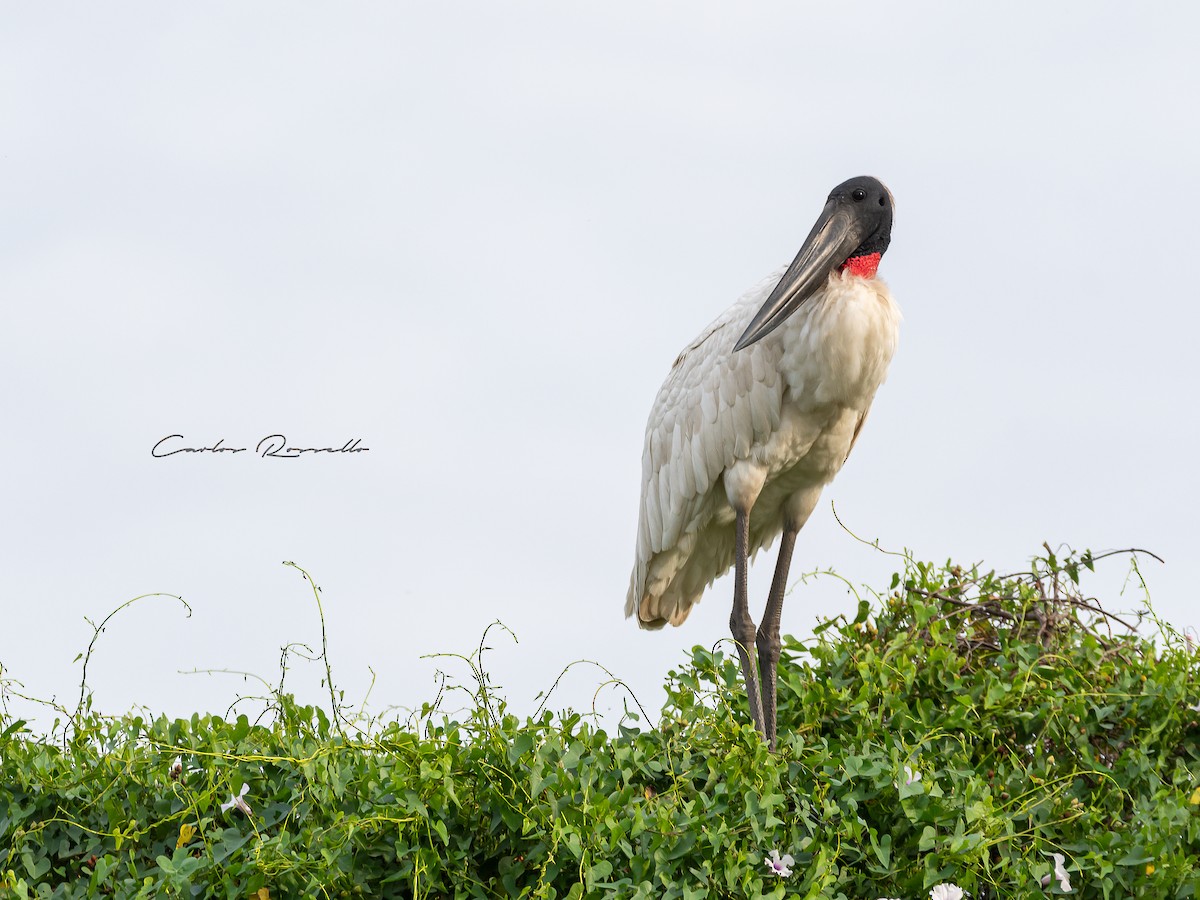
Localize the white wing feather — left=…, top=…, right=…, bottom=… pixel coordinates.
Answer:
left=626, top=269, right=786, bottom=627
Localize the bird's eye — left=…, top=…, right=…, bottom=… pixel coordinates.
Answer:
left=851, top=189, right=867, bottom=202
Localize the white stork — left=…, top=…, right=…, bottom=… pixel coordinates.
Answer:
left=626, top=176, right=900, bottom=749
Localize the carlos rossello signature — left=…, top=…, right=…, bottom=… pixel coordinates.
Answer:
left=151, top=435, right=369, bottom=459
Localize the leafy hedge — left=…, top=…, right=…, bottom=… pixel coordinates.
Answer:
left=1, top=549, right=1198, bottom=898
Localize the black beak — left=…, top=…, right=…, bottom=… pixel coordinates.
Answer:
left=733, top=200, right=870, bottom=352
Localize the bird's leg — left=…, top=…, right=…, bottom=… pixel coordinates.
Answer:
left=757, top=525, right=798, bottom=751
left=730, top=508, right=766, bottom=740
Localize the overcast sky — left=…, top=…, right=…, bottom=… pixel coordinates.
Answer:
left=3, top=3, right=1197, bottom=733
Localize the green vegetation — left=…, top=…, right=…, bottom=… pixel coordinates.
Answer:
left=1, top=549, right=1198, bottom=898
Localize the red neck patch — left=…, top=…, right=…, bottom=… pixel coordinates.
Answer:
left=839, top=252, right=882, bottom=279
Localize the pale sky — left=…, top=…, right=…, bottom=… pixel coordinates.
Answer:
left=3, top=3, right=1197, bottom=731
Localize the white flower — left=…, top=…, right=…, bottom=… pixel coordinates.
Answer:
left=764, top=848, right=794, bottom=878
left=1039, top=853, right=1072, bottom=892
left=905, top=764, right=922, bottom=786
left=220, top=782, right=253, bottom=816
left=929, top=884, right=964, bottom=900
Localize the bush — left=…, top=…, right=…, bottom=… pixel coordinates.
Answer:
left=1, top=549, right=1197, bottom=898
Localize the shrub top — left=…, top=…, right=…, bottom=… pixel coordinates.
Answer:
left=1, top=548, right=1197, bottom=898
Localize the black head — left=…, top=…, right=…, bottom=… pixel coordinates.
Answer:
left=826, top=175, right=893, bottom=259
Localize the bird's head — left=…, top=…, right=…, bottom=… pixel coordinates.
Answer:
left=733, top=175, right=894, bottom=352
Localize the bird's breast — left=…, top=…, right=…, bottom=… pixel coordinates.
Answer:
left=773, top=271, right=901, bottom=413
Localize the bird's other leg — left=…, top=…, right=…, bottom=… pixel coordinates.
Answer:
left=757, top=524, right=798, bottom=751
left=730, top=507, right=766, bottom=740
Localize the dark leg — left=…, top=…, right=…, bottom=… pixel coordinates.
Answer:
left=729, top=508, right=766, bottom=739
left=757, top=525, right=798, bottom=750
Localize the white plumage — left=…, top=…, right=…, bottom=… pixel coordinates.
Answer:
left=626, top=265, right=901, bottom=629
